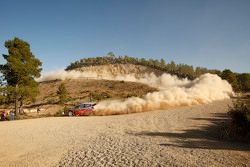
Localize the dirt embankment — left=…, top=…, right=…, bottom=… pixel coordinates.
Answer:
left=38, top=79, right=156, bottom=102
left=76, top=64, right=165, bottom=77
left=25, top=79, right=155, bottom=115
left=0, top=100, right=249, bottom=167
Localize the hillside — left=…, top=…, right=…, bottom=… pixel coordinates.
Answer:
left=17, top=78, right=156, bottom=115
left=65, top=55, right=250, bottom=92
left=76, top=64, right=165, bottom=77
left=66, top=55, right=222, bottom=80
left=37, top=78, right=157, bottom=103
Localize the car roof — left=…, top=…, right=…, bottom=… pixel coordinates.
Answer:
left=79, top=102, right=96, bottom=105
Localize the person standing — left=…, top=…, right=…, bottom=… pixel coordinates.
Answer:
left=10, top=111, right=15, bottom=120
left=37, top=106, right=41, bottom=114
left=1, top=111, right=7, bottom=121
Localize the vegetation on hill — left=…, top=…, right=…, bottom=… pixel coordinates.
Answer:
left=14, top=79, right=156, bottom=117
left=66, top=52, right=220, bottom=80
left=66, top=53, right=250, bottom=92
left=37, top=79, right=157, bottom=106
left=57, top=83, right=68, bottom=104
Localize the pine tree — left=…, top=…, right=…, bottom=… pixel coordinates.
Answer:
left=57, top=83, right=68, bottom=104
left=0, top=37, right=42, bottom=114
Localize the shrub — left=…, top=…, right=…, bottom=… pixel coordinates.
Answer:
left=57, top=83, right=68, bottom=104
left=55, top=106, right=69, bottom=116
left=126, top=93, right=137, bottom=98
left=226, top=101, right=250, bottom=141
left=90, top=91, right=112, bottom=101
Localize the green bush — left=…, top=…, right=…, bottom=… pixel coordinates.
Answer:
left=126, top=93, right=137, bottom=98
left=55, top=106, right=69, bottom=117
left=57, top=83, right=68, bottom=104
left=90, top=91, right=112, bottom=101
left=226, top=102, right=250, bottom=141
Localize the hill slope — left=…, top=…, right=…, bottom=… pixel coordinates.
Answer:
left=66, top=55, right=222, bottom=80
left=33, top=63, right=233, bottom=116
left=76, top=64, right=165, bottom=77
left=37, top=78, right=157, bottom=104
left=19, top=78, right=157, bottom=115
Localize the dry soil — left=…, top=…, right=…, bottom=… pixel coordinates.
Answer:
left=0, top=100, right=249, bottom=167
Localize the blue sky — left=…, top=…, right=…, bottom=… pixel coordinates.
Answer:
left=0, top=0, right=250, bottom=73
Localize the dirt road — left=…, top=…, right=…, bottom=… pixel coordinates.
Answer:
left=0, top=100, right=249, bottom=167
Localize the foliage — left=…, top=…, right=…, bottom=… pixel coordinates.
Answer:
left=57, top=83, right=68, bottom=104
left=54, top=106, right=69, bottom=116
left=237, top=73, right=250, bottom=92
left=90, top=91, right=112, bottom=101
left=221, top=69, right=239, bottom=91
left=0, top=87, right=7, bottom=104
left=226, top=101, right=250, bottom=141
left=66, top=53, right=220, bottom=80
left=1, top=38, right=42, bottom=86
left=0, top=37, right=42, bottom=113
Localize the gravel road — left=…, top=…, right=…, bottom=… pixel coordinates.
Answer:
left=0, top=100, right=249, bottom=167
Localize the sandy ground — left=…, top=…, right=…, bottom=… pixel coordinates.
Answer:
left=0, top=100, right=249, bottom=167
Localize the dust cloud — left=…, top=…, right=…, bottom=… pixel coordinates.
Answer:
left=37, top=69, right=233, bottom=115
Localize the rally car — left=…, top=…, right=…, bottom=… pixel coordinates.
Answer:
left=68, top=102, right=96, bottom=116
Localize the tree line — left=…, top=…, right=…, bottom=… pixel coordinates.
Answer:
left=221, top=69, right=250, bottom=92
left=66, top=52, right=250, bottom=92
left=66, top=52, right=221, bottom=79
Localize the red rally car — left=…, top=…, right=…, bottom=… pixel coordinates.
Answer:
left=68, top=102, right=96, bottom=116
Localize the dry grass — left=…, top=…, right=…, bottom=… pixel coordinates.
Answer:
left=27, top=79, right=157, bottom=115
left=38, top=79, right=156, bottom=102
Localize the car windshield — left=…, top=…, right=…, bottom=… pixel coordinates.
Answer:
left=73, top=103, right=95, bottom=109
left=84, top=104, right=93, bottom=108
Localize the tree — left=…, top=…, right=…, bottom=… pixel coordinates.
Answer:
left=221, top=69, right=239, bottom=91
left=160, top=58, right=166, bottom=67
left=237, top=73, right=250, bottom=92
left=168, top=61, right=176, bottom=72
left=0, top=37, right=42, bottom=114
left=209, top=69, right=221, bottom=76
left=107, top=52, right=115, bottom=58
left=57, top=83, right=68, bottom=104
left=195, top=67, right=209, bottom=77
left=0, top=86, right=7, bottom=104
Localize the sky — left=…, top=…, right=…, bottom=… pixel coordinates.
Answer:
left=0, top=0, right=250, bottom=73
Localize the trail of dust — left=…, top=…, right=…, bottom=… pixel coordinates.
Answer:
left=37, top=69, right=233, bottom=115
left=37, top=69, right=188, bottom=88
left=95, top=73, right=233, bottom=115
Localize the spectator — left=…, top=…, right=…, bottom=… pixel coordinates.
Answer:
left=37, top=107, right=41, bottom=114
left=1, top=111, right=6, bottom=121
left=10, top=111, right=15, bottom=120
